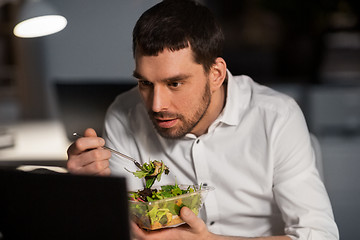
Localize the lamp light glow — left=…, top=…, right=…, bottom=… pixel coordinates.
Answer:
left=13, top=15, right=67, bottom=38
left=13, top=0, right=67, bottom=38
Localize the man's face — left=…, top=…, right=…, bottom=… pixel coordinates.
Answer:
left=133, top=47, right=211, bottom=139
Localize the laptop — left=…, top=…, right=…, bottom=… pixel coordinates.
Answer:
left=0, top=169, right=130, bottom=240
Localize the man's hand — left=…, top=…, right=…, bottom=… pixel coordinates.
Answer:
left=132, top=207, right=214, bottom=240
left=131, top=207, right=292, bottom=240
left=67, top=128, right=111, bottom=176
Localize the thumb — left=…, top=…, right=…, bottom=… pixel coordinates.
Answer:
left=84, top=128, right=98, bottom=137
left=180, top=207, right=206, bottom=232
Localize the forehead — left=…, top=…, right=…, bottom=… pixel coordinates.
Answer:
left=134, top=48, right=203, bottom=80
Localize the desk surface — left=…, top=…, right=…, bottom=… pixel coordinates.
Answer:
left=0, top=121, right=70, bottom=165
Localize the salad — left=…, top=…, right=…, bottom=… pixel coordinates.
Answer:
left=129, top=160, right=169, bottom=190
left=128, top=160, right=210, bottom=230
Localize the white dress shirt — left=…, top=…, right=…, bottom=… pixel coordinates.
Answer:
left=103, top=71, right=339, bottom=239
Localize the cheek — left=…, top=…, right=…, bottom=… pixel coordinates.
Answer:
left=174, top=93, right=197, bottom=112
left=176, top=82, right=208, bottom=112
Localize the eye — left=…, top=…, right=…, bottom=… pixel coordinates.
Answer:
left=168, top=82, right=182, bottom=88
left=138, top=80, right=153, bottom=88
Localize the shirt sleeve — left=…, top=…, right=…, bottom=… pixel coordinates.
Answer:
left=271, top=100, right=339, bottom=240
left=102, top=97, right=145, bottom=191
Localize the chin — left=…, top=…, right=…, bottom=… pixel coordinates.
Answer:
left=155, top=127, right=188, bottom=139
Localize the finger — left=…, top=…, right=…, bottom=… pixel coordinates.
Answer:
left=68, top=128, right=102, bottom=155
left=96, top=166, right=111, bottom=176
left=67, top=140, right=108, bottom=165
left=68, top=136, right=105, bottom=155
left=84, top=128, right=97, bottom=137
left=131, top=221, right=147, bottom=240
left=71, top=158, right=109, bottom=175
left=67, top=148, right=111, bottom=174
left=81, top=159, right=110, bottom=175
left=83, top=147, right=111, bottom=164
left=180, top=207, right=206, bottom=233
left=79, top=148, right=111, bottom=167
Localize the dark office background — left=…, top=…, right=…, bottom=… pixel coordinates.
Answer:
left=0, top=0, right=360, bottom=239
left=207, top=0, right=360, bottom=83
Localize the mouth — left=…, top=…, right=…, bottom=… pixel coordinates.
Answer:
left=155, top=118, right=178, bottom=129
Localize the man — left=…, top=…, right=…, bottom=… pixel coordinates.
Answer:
left=67, top=0, right=339, bottom=239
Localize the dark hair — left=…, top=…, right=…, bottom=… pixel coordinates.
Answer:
left=132, top=0, right=224, bottom=73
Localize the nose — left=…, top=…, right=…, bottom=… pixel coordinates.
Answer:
left=151, top=86, right=169, bottom=112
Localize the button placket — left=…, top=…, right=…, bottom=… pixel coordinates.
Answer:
left=191, top=138, right=208, bottom=184
left=191, top=138, right=220, bottom=232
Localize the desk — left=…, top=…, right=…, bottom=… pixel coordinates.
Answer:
left=0, top=120, right=71, bottom=167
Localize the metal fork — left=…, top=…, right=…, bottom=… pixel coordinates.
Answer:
left=72, top=132, right=142, bottom=169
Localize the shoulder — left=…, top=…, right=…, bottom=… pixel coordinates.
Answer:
left=106, top=86, right=148, bottom=120
left=109, top=87, right=143, bottom=112
left=232, top=74, right=300, bottom=117
left=105, top=86, right=149, bottom=127
left=104, top=85, right=153, bottom=141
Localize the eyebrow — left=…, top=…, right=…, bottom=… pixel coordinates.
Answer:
left=132, top=71, right=143, bottom=80
left=132, top=71, right=191, bottom=83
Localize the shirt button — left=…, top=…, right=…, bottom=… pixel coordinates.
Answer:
left=210, top=221, right=215, bottom=225
left=196, top=139, right=200, bottom=144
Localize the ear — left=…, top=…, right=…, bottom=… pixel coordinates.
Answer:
left=209, top=57, right=227, bottom=92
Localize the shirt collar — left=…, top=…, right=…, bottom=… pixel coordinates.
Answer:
left=183, top=70, right=252, bottom=139
left=213, top=70, right=251, bottom=126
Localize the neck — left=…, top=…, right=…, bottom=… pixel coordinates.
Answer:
left=191, top=84, right=226, bottom=136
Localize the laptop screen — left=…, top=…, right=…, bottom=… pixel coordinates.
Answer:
left=0, top=169, right=130, bottom=240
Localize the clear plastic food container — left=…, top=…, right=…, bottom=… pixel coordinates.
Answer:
left=129, top=185, right=214, bottom=230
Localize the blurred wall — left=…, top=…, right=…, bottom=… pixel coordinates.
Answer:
left=45, top=0, right=160, bottom=83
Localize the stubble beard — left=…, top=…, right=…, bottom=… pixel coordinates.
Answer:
left=149, top=81, right=211, bottom=139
